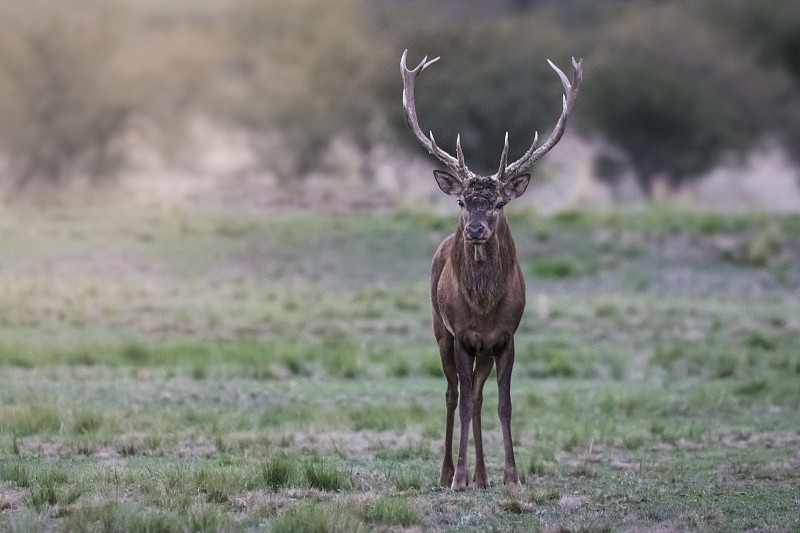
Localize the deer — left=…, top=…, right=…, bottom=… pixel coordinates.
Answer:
left=401, top=50, right=582, bottom=490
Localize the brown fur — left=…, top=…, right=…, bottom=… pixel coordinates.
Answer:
left=431, top=180, right=526, bottom=490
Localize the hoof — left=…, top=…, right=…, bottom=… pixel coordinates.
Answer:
left=451, top=479, right=468, bottom=491
left=451, top=470, right=469, bottom=491
left=503, top=467, right=521, bottom=486
left=474, top=471, right=489, bottom=490
left=439, top=465, right=455, bottom=488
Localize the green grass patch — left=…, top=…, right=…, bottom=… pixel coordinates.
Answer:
left=0, top=403, right=61, bottom=436
left=272, top=502, right=367, bottom=533
left=364, top=496, right=419, bottom=527
left=531, top=258, right=582, bottom=278
left=303, top=459, right=353, bottom=492
left=261, top=453, right=296, bottom=491
left=65, top=502, right=185, bottom=533
left=1, top=208, right=800, bottom=532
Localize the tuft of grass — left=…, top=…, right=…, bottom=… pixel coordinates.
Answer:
left=65, top=502, right=184, bottom=533
left=392, top=468, right=426, bottom=491
left=25, top=465, right=76, bottom=511
left=714, top=353, right=739, bottom=379
left=73, top=410, right=104, bottom=435
left=320, top=331, right=365, bottom=378
left=531, top=258, right=578, bottom=278
left=303, top=459, right=352, bottom=492
left=120, top=341, right=151, bottom=365
left=745, top=331, right=776, bottom=351
left=393, top=207, right=449, bottom=232
left=552, top=209, right=589, bottom=226
left=375, top=441, right=433, bottom=462
left=0, top=460, right=32, bottom=487
left=261, top=454, right=296, bottom=491
left=526, top=445, right=556, bottom=477
left=27, top=483, right=59, bottom=511
left=735, top=379, right=768, bottom=397
left=419, top=349, right=444, bottom=377
left=187, top=503, right=230, bottom=533
left=349, top=404, right=426, bottom=433
left=522, top=340, right=595, bottom=379
left=191, top=365, right=208, bottom=380
left=66, top=349, right=98, bottom=366
left=193, top=467, right=239, bottom=505
left=364, top=496, right=419, bottom=527
left=0, top=404, right=61, bottom=436
left=258, top=404, right=318, bottom=429
left=623, top=433, right=648, bottom=451
left=272, top=502, right=367, bottom=533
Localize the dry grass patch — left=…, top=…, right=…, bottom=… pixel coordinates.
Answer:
left=0, top=482, right=24, bottom=511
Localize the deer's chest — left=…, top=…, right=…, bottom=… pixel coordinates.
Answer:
left=436, top=263, right=525, bottom=355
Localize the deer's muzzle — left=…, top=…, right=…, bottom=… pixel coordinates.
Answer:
left=465, top=222, right=490, bottom=243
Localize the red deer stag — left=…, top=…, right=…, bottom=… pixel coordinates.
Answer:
left=401, top=50, right=582, bottom=490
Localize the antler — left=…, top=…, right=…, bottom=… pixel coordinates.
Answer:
left=401, top=50, right=478, bottom=181
left=401, top=50, right=583, bottom=183
left=501, top=57, right=583, bottom=180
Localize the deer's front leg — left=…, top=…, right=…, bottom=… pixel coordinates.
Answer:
left=436, top=330, right=458, bottom=487
left=452, top=339, right=474, bottom=491
left=471, top=354, right=494, bottom=489
left=496, top=337, right=520, bottom=486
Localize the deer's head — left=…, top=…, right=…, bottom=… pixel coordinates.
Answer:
left=401, top=50, right=582, bottom=244
left=433, top=170, right=530, bottom=244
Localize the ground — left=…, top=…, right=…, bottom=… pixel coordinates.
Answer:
left=0, top=197, right=799, bottom=532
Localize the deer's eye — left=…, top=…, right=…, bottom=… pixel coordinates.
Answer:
left=496, top=201, right=506, bottom=209
left=457, top=200, right=464, bottom=208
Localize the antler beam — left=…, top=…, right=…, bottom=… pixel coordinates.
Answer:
left=401, top=50, right=478, bottom=181
left=503, top=58, right=583, bottom=178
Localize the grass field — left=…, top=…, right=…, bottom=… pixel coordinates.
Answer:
left=0, top=199, right=799, bottom=532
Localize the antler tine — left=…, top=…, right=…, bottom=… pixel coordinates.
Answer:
left=456, top=134, right=468, bottom=175
left=401, top=50, right=476, bottom=180
left=495, top=132, right=510, bottom=181
left=504, top=57, right=583, bottom=177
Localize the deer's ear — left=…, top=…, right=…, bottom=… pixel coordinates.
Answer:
left=433, top=170, right=463, bottom=197
left=503, top=173, right=530, bottom=199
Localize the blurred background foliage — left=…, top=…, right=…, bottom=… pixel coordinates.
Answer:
left=0, top=0, right=799, bottom=200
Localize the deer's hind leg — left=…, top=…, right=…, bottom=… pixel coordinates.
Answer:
left=435, top=319, right=458, bottom=487
left=496, top=338, right=520, bottom=486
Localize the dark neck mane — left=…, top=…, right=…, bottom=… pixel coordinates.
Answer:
left=452, top=215, right=516, bottom=313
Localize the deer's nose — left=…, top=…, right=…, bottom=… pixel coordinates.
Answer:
left=465, top=223, right=486, bottom=241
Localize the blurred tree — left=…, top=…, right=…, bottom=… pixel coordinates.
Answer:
left=0, top=6, right=135, bottom=187
left=584, top=65, right=747, bottom=198
left=221, top=0, right=381, bottom=186
left=712, top=0, right=800, bottom=83
left=577, top=2, right=772, bottom=199
left=708, top=0, right=800, bottom=164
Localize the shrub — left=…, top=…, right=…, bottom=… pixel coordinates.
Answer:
left=0, top=6, right=136, bottom=187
